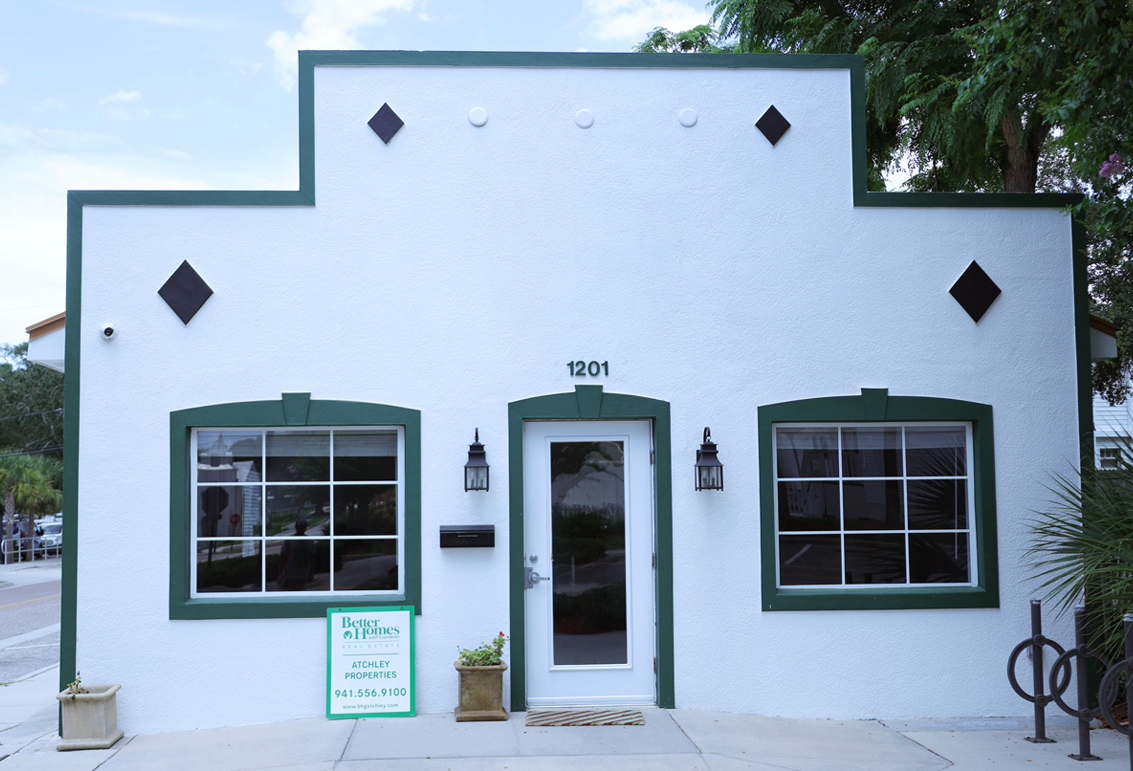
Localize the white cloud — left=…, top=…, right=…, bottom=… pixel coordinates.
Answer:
left=581, top=0, right=708, bottom=43
left=98, top=90, right=142, bottom=105
left=267, top=0, right=415, bottom=91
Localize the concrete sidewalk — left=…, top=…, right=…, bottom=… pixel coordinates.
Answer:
left=6, top=556, right=1128, bottom=769
left=2, top=675, right=1132, bottom=771
left=0, top=560, right=62, bottom=590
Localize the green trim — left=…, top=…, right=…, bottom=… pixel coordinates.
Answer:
left=59, top=195, right=82, bottom=716
left=59, top=47, right=1080, bottom=718
left=1073, top=216, right=1103, bottom=693
left=168, top=395, right=421, bottom=620
left=758, top=389, right=998, bottom=611
left=507, top=385, right=674, bottom=711
left=1072, top=219, right=1093, bottom=468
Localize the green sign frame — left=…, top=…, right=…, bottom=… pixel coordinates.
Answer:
left=326, top=606, right=416, bottom=718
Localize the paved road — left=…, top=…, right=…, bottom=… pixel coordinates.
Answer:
left=0, top=579, right=61, bottom=684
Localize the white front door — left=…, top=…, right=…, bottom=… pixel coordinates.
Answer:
left=523, top=420, right=656, bottom=706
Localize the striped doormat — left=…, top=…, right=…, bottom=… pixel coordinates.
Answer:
left=525, top=708, right=646, bottom=726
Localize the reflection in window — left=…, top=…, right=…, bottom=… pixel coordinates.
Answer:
left=774, top=424, right=973, bottom=587
left=193, top=428, right=401, bottom=596
left=550, top=441, right=628, bottom=666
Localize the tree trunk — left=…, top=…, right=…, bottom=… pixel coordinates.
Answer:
left=1000, top=107, right=1049, bottom=193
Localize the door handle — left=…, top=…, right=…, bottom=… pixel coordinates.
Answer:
left=524, top=566, right=551, bottom=589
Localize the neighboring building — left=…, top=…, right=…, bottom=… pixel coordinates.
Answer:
left=50, top=51, right=1094, bottom=734
left=1094, top=393, right=1131, bottom=470
left=1088, top=316, right=1127, bottom=469
left=24, top=311, right=65, bottom=373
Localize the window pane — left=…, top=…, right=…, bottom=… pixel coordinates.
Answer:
left=776, top=429, right=838, bottom=478
left=842, top=480, right=904, bottom=530
left=908, top=479, right=968, bottom=530
left=334, top=539, right=397, bottom=590
left=197, top=430, right=263, bottom=482
left=266, top=430, right=330, bottom=481
left=779, top=535, right=841, bottom=585
left=844, top=535, right=906, bottom=584
left=909, top=533, right=969, bottom=583
left=197, top=485, right=262, bottom=537
left=550, top=441, right=627, bottom=666
left=906, top=427, right=966, bottom=477
left=334, top=431, right=397, bottom=481
left=267, top=539, right=331, bottom=591
left=778, top=481, right=839, bottom=531
left=841, top=428, right=902, bottom=477
left=1100, top=448, right=1122, bottom=470
left=266, top=485, right=330, bottom=536
left=196, top=541, right=262, bottom=593
left=334, top=485, right=397, bottom=536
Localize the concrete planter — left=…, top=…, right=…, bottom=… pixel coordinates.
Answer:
left=454, top=661, right=507, bottom=722
left=56, top=684, right=124, bottom=750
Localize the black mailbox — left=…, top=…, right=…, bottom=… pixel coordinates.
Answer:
left=440, top=524, right=495, bottom=548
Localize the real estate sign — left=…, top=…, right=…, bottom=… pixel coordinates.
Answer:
left=326, top=606, right=415, bottom=718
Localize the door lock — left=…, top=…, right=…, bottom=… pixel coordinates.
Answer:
left=524, top=566, right=551, bottom=589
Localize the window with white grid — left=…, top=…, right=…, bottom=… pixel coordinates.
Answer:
left=774, top=424, right=975, bottom=587
left=191, top=426, right=403, bottom=597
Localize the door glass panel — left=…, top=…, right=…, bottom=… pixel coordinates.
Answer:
left=550, top=441, right=627, bottom=666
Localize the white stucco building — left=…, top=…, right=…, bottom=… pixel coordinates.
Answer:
left=53, top=51, right=1094, bottom=733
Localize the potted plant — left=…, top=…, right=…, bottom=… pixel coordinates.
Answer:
left=454, top=632, right=508, bottom=722
left=55, top=673, right=124, bottom=751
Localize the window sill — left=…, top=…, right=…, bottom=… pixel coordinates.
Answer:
left=763, top=584, right=997, bottom=612
left=170, top=593, right=417, bottom=620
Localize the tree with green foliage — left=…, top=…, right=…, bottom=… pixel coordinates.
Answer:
left=0, top=452, right=62, bottom=563
left=0, top=342, right=64, bottom=459
left=633, top=24, right=736, bottom=53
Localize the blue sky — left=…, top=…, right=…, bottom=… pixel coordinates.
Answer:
left=0, top=0, right=712, bottom=346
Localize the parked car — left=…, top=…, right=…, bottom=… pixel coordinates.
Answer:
left=38, top=522, right=63, bottom=555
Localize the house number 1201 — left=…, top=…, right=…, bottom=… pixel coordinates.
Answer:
left=568, top=361, right=609, bottom=377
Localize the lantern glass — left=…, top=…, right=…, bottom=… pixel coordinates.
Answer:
left=465, top=465, right=489, bottom=492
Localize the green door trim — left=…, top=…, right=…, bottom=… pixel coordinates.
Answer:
left=507, top=385, right=674, bottom=711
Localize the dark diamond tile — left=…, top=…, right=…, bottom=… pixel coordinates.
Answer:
left=949, top=261, right=1001, bottom=322
left=368, top=103, right=404, bottom=144
left=158, top=261, right=213, bottom=324
left=756, top=105, right=791, bottom=146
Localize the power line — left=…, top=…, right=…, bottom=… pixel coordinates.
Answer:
left=0, top=445, right=63, bottom=458
left=0, top=408, right=64, bottom=423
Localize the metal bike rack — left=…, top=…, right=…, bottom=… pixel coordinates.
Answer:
left=1049, top=607, right=1113, bottom=760
left=1099, top=614, right=1133, bottom=771
left=1008, top=600, right=1069, bottom=743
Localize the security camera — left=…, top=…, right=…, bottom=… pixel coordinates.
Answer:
left=100, top=323, right=116, bottom=341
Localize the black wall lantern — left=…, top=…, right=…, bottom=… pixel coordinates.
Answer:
left=464, top=429, right=489, bottom=492
left=695, top=427, right=724, bottom=491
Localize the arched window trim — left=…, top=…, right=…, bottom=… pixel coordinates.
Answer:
left=169, top=393, right=421, bottom=619
left=759, top=389, right=997, bottom=611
